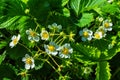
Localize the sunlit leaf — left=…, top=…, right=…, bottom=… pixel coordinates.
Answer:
left=77, top=13, right=94, bottom=27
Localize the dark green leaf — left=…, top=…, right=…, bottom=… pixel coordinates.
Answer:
left=0, top=16, right=20, bottom=29
left=95, top=61, right=111, bottom=80
left=0, top=41, right=7, bottom=49
left=0, top=51, right=6, bottom=65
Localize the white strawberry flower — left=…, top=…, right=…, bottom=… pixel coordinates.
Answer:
left=26, top=28, right=40, bottom=42
left=79, top=28, right=93, bottom=41
left=22, top=54, right=35, bottom=70
left=40, top=30, right=49, bottom=41
left=48, top=23, right=62, bottom=32
left=44, top=42, right=59, bottom=56
left=93, top=31, right=103, bottom=39
left=9, top=34, right=20, bottom=48
left=58, top=43, right=73, bottom=58
left=103, top=20, right=113, bottom=31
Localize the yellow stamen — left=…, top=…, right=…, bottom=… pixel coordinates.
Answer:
left=42, top=31, right=49, bottom=39
left=62, top=48, right=69, bottom=55
left=30, top=31, right=36, bottom=37
left=94, top=33, right=100, bottom=39
left=13, top=38, right=18, bottom=45
left=83, top=31, right=89, bottom=38
left=26, top=58, right=32, bottom=65
left=104, top=22, right=109, bottom=28
left=48, top=45, right=55, bottom=52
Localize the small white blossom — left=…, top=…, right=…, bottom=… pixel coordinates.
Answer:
left=44, top=42, right=59, bottom=56
left=40, top=30, right=49, bottom=40
left=79, top=28, right=93, bottom=41
left=103, top=20, right=113, bottom=31
left=97, top=17, right=104, bottom=22
left=93, top=31, right=103, bottom=39
left=58, top=43, right=73, bottom=58
left=48, top=23, right=62, bottom=32
left=26, top=28, right=40, bottom=42
left=97, top=26, right=107, bottom=37
left=9, top=34, right=20, bottom=48
left=22, top=54, right=35, bottom=70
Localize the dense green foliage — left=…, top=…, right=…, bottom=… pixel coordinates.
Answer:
left=0, top=0, right=120, bottom=80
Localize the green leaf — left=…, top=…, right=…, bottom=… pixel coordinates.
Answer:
left=21, top=0, right=29, bottom=4
left=35, top=60, right=44, bottom=70
left=0, top=51, right=6, bottom=65
left=100, top=41, right=120, bottom=60
left=0, top=41, right=7, bottom=49
left=0, top=16, right=20, bottom=29
left=95, top=61, right=111, bottom=80
left=62, top=8, right=70, bottom=17
left=72, top=43, right=101, bottom=61
left=0, top=64, right=17, bottom=79
left=7, top=44, right=28, bottom=60
left=102, top=3, right=119, bottom=15
left=85, top=0, right=106, bottom=10
left=70, top=0, right=81, bottom=16
left=77, top=13, right=94, bottom=27
left=62, top=0, right=69, bottom=7
left=70, top=0, right=105, bottom=16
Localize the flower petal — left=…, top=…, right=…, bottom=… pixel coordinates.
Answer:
left=25, top=64, right=30, bottom=69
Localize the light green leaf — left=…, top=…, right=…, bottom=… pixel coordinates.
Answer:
left=85, top=0, right=106, bottom=10
left=70, top=0, right=81, bottom=16
left=21, top=0, right=29, bottom=4
left=63, top=8, right=70, bottom=17
left=77, top=13, right=94, bottom=27
left=62, top=0, right=69, bottom=7
left=0, top=51, right=6, bottom=65
left=95, top=61, right=111, bottom=80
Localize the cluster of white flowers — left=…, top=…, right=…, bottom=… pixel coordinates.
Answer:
left=79, top=19, right=113, bottom=41
left=26, top=28, right=49, bottom=42
left=44, top=42, right=73, bottom=58
left=9, top=23, right=73, bottom=70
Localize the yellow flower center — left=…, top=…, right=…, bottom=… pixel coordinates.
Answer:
left=83, top=31, right=89, bottom=38
left=42, top=31, right=49, bottom=39
left=30, top=31, right=36, bottom=37
left=62, top=48, right=69, bottom=55
left=94, top=33, right=100, bottom=39
left=48, top=45, right=55, bottom=52
left=104, top=22, right=109, bottom=28
left=26, top=58, right=32, bottom=65
left=13, top=38, right=18, bottom=45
